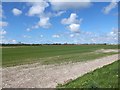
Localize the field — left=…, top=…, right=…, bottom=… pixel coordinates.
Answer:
left=2, top=45, right=118, bottom=67
left=57, top=60, right=119, bottom=88
left=2, top=45, right=119, bottom=88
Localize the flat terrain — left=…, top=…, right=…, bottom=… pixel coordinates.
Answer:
left=57, top=60, right=119, bottom=88
left=2, top=45, right=118, bottom=67
left=2, top=54, right=119, bottom=88
left=2, top=45, right=119, bottom=88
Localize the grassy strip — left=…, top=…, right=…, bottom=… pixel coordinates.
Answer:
left=40, top=52, right=117, bottom=65
left=57, top=60, right=119, bottom=88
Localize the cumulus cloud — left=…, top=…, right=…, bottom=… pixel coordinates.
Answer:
left=11, top=39, right=17, bottom=43
left=31, top=16, right=51, bottom=29
left=27, top=1, right=52, bottom=29
left=67, top=24, right=80, bottom=33
left=61, top=13, right=79, bottom=24
left=70, top=34, right=75, bottom=38
left=28, top=1, right=49, bottom=16
left=61, top=27, right=118, bottom=44
left=27, top=1, right=90, bottom=30
left=102, top=1, right=117, bottom=14
left=12, top=8, right=22, bottom=16
left=1, top=39, right=18, bottom=44
left=61, top=13, right=83, bottom=33
left=0, top=21, right=8, bottom=27
left=27, top=1, right=91, bottom=30
left=38, top=16, right=51, bottom=28
left=85, top=28, right=118, bottom=44
left=0, top=29, right=7, bottom=44
left=26, top=28, right=31, bottom=31
left=52, top=34, right=60, bottom=38
left=0, top=29, right=7, bottom=35
left=49, top=0, right=92, bottom=11
left=61, top=13, right=83, bottom=25
left=108, top=28, right=118, bottom=38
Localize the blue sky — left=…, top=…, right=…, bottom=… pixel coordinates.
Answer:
left=0, top=1, right=118, bottom=44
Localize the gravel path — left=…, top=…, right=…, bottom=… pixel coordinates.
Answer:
left=2, top=54, right=119, bottom=88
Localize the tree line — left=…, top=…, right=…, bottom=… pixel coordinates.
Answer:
left=1, top=43, right=110, bottom=46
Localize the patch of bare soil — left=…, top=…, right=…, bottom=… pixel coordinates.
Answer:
left=2, top=54, right=119, bottom=88
left=95, top=49, right=119, bottom=53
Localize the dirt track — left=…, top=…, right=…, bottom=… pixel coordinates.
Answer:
left=2, top=54, right=119, bottom=88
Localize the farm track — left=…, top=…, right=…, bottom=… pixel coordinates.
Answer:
left=2, top=54, right=120, bottom=88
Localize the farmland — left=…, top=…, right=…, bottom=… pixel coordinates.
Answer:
left=2, top=44, right=119, bottom=88
left=2, top=45, right=118, bottom=67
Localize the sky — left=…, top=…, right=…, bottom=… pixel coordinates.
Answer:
left=0, top=0, right=119, bottom=44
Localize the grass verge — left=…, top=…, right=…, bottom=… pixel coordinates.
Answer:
left=57, top=60, right=119, bottom=88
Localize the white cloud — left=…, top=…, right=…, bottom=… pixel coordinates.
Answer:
left=28, top=1, right=49, bottom=16
left=61, top=13, right=83, bottom=25
left=0, top=29, right=7, bottom=44
left=27, top=1, right=91, bottom=30
left=108, top=27, right=118, bottom=37
left=67, top=24, right=80, bottom=33
left=0, top=29, right=7, bottom=35
left=84, top=28, right=118, bottom=44
left=37, top=16, right=51, bottom=28
left=61, top=13, right=78, bottom=24
left=27, top=1, right=52, bottom=29
left=49, top=0, right=92, bottom=11
left=23, top=35, right=31, bottom=38
left=26, top=28, right=31, bottom=31
left=61, top=13, right=83, bottom=33
left=0, top=21, right=8, bottom=27
left=102, top=1, right=117, bottom=14
left=54, top=11, right=66, bottom=16
left=52, top=34, right=60, bottom=38
left=12, top=8, right=22, bottom=16
left=70, top=34, right=75, bottom=38
left=40, top=35, right=43, bottom=38
left=27, top=1, right=90, bottom=30
left=1, top=39, right=18, bottom=44
left=60, top=27, right=118, bottom=44
left=11, top=39, right=17, bottom=43
left=28, top=15, right=51, bottom=29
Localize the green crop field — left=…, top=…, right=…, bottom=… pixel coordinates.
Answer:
left=2, top=45, right=118, bottom=67
left=57, top=60, right=119, bottom=88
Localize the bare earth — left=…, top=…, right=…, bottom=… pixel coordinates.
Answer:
left=95, top=49, right=118, bottom=53
left=2, top=54, right=119, bottom=88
